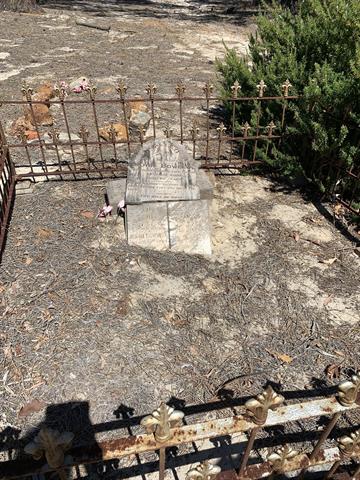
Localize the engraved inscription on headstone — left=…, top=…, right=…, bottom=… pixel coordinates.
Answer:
left=126, top=203, right=169, bottom=250
left=126, top=139, right=200, bottom=204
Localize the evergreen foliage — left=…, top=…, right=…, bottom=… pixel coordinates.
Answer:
left=216, top=0, right=360, bottom=194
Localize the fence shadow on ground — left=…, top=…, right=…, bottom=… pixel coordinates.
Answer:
left=1, top=380, right=360, bottom=479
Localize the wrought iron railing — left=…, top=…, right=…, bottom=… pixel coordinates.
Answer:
left=1, top=374, right=359, bottom=479
left=0, top=80, right=298, bottom=180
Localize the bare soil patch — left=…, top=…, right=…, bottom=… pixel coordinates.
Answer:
left=0, top=0, right=359, bottom=459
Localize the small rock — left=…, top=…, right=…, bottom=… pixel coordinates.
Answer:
left=9, top=116, right=33, bottom=136
left=25, top=104, right=53, bottom=127
left=25, top=130, right=40, bottom=141
left=34, top=82, right=56, bottom=104
left=99, top=123, right=127, bottom=141
left=129, top=110, right=151, bottom=132
left=127, top=99, right=148, bottom=116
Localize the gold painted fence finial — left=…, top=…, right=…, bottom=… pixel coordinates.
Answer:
left=186, top=461, right=221, bottom=480
left=24, top=427, right=74, bottom=470
left=245, top=385, right=284, bottom=425
left=267, top=445, right=299, bottom=472
left=338, top=372, right=360, bottom=406
left=141, top=402, right=184, bottom=443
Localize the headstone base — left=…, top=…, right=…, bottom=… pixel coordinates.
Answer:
left=126, top=199, right=212, bottom=255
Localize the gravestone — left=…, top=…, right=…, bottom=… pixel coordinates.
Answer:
left=107, top=138, right=213, bottom=255
left=126, top=139, right=200, bottom=203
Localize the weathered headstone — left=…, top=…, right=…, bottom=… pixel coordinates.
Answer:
left=126, top=139, right=200, bottom=203
left=108, top=138, right=213, bottom=255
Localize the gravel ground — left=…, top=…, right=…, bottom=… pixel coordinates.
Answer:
left=0, top=1, right=359, bottom=476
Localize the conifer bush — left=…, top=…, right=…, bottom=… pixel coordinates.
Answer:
left=217, top=0, right=360, bottom=195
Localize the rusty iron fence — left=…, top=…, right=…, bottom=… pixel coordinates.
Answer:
left=1, top=374, right=360, bottom=480
left=0, top=123, right=16, bottom=259
left=0, top=80, right=298, bottom=180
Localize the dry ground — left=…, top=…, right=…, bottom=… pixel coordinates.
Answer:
left=0, top=0, right=359, bottom=467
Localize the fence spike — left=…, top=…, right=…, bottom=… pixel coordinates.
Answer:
left=231, top=80, right=241, bottom=98
left=54, top=82, right=68, bottom=101
left=78, top=125, right=89, bottom=143
left=186, top=461, right=221, bottom=480
left=116, top=81, right=128, bottom=99
left=241, top=122, right=251, bottom=137
left=88, top=82, right=97, bottom=100
left=190, top=122, right=200, bottom=140
left=140, top=402, right=184, bottom=443
left=202, top=81, right=214, bottom=99
left=266, top=121, right=276, bottom=136
left=48, top=128, right=60, bottom=145
left=217, top=123, right=226, bottom=138
left=245, top=385, right=285, bottom=425
left=267, top=445, right=300, bottom=472
left=146, top=83, right=157, bottom=99
left=338, top=372, right=360, bottom=406
left=175, top=81, right=186, bottom=99
left=257, top=80, right=267, bottom=98
left=21, top=82, right=33, bottom=101
left=338, top=430, right=360, bottom=458
left=164, top=125, right=173, bottom=139
left=282, top=79, right=292, bottom=97
left=24, top=427, right=73, bottom=470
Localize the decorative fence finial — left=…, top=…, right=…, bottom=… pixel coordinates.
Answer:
left=267, top=445, right=299, bottom=472
left=186, top=461, right=221, bottom=480
left=54, top=82, right=68, bottom=101
left=24, top=427, right=74, bottom=470
left=217, top=123, right=226, bottom=138
left=282, top=79, right=292, bottom=97
left=78, top=125, right=89, bottom=143
left=48, top=128, right=60, bottom=145
left=337, top=430, right=360, bottom=458
left=140, top=402, right=184, bottom=443
left=116, top=81, right=128, bottom=99
left=202, top=81, right=214, bottom=100
left=266, top=121, right=276, bottom=137
left=176, top=81, right=186, bottom=99
left=108, top=123, right=117, bottom=143
left=88, top=82, right=97, bottom=100
left=21, top=82, right=33, bottom=101
left=190, top=122, right=200, bottom=140
left=241, top=122, right=251, bottom=137
left=257, top=80, right=267, bottom=98
left=231, top=80, right=241, bottom=98
left=146, top=83, right=157, bottom=99
left=164, top=125, right=173, bottom=138
left=338, top=372, right=360, bottom=406
left=245, top=385, right=284, bottom=425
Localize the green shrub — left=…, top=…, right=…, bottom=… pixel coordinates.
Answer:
left=216, top=0, right=360, bottom=193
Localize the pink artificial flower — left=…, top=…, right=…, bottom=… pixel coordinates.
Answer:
left=97, top=205, right=113, bottom=221
left=72, top=79, right=90, bottom=94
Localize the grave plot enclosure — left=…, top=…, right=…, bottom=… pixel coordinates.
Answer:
left=0, top=80, right=297, bottom=180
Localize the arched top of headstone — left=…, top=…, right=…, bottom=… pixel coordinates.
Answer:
left=126, top=138, right=200, bottom=204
